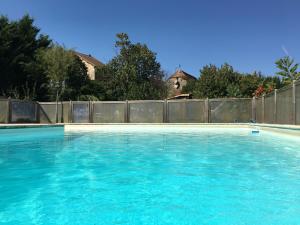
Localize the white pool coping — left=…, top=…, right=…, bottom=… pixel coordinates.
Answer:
left=63, top=123, right=300, bottom=136
left=1, top=123, right=300, bottom=136
left=63, top=123, right=254, bottom=135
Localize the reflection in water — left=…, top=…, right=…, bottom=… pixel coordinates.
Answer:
left=0, top=128, right=300, bottom=224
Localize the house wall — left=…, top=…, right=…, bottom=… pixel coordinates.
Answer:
left=167, top=77, right=189, bottom=97
left=168, top=77, right=188, bottom=90
left=81, top=59, right=96, bottom=80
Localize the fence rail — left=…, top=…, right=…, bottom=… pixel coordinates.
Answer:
left=0, top=80, right=299, bottom=124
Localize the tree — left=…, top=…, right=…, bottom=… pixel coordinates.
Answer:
left=183, top=64, right=241, bottom=98
left=183, top=64, right=284, bottom=98
left=96, top=33, right=167, bottom=100
left=253, top=76, right=283, bottom=97
left=275, top=56, right=300, bottom=83
left=0, top=15, right=51, bottom=99
left=37, top=45, right=90, bottom=101
left=37, top=45, right=74, bottom=101
left=62, top=56, right=90, bottom=100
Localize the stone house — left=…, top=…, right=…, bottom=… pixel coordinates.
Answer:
left=74, top=52, right=104, bottom=80
left=167, top=69, right=197, bottom=97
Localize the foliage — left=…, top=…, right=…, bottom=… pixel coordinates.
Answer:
left=37, top=45, right=90, bottom=101
left=275, top=56, right=300, bottom=84
left=255, top=77, right=279, bottom=97
left=0, top=15, right=95, bottom=101
left=183, top=64, right=283, bottom=98
left=62, top=56, right=90, bottom=100
left=0, top=14, right=293, bottom=102
left=184, top=64, right=241, bottom=98
left=95, top=33, right=167, bottom=100
left=0, top=14, right=51, bottom=100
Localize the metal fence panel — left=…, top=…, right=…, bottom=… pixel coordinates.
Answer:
left=72, top=102, right=90, bottom=123
left=39, top=102, right=70, bottom=123
left=255, top=98, right=263, bottom=123
left=93, top=102, right=126, bottom=123
left=296, top=82, right=300, bottom=125
left=264, top=94, right=275, bottom=124
left=129, top=101, right=164, bottom=123
left=0, top=100, right=9, bottom=123
left=209, top=99, right=252, bottom=123
left=276, top=87, right=293, bottom=124
left=11, top=100, right=37, bottom=123
left=62, top=102, right=70, bottom=123
left=168, top=100, right=206, bottom=123
left=39, top=103, right=57, bottom=123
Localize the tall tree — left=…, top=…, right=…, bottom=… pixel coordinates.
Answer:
left=0, top=15, right=51, bottom=99
left=96, top=33, right=167, bottom=100
left=62, top=55, right=90, bottom=100
left=37, top=45, right=89, bottom=101
left=275, top=56, right=300, bottom=83
left=183, top=64, right=241, bottom=98
left=37, top=45, right=73, bottom=101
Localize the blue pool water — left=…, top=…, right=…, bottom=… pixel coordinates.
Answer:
left=0, top=127, right=300, bottom=225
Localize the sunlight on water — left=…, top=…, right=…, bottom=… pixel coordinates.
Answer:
left=0, top=127, right=300, bottom=225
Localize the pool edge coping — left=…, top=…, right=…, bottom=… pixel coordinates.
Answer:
left=1, top=123, right=300, bottom=136
left=0, top=124, right=63, bottom=129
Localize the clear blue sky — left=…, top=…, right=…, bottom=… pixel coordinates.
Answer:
left=1, top=0, right=299, bottom=77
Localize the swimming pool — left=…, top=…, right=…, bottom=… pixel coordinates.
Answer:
left=0, top=126, right=300, bottom=224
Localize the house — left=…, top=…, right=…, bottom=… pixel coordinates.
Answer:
left=167, top=69, right=197, bottom=97
left=74, top=52, right=104, bottom=80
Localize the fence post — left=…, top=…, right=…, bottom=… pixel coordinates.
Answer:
left=7, top=98, right=11, bottom=123
left=67, top=101, right=71, bottom=123
left=36, top=101, right=40, bottom=123
left=292, top=80, right=297, bottom=125
left=60, top=102, right=63, bottom=123
left=163, top=99, right=168, bottom=123
left=274, top=89, right=277, bottom=124
left=252, top=97, right=256, bottom=122
left=262, top=94, right=265, bottom=123
left=205, top=98, right=209, bottom=123
left=89, top=101, right=93, bottom=123
left=125, top=100, right=129, bottom=123
left=55, top=102, right=58, bottom=124
left=70, top=101, right=73, bottom=123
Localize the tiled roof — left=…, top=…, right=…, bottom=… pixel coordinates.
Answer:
left=168, top=69, right=196, bottom=80
left=74, top=51, right=104, bottom=67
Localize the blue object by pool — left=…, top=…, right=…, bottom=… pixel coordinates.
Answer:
left=0, top=127, right=300, bottom=225
left=252, top=130, right=260, bottom=134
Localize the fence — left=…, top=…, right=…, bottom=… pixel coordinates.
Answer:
left=168, top=100, right=206, bottom=123
left=254, top=80, right=300, bottom=125
left=10, top=100, right=38, bottom=123
left=209, top=98, right=253, bottom=123
left=296, top=81, right=300, bottom=125
left=0, top=98, right=253, bottom=124
left=93, top=101, right=126, bottom=123
left=0, top=81, right=299, bottom=125
left=0, top=100, right=9, bottom=123
left=128, top=101, right=165, bottom=123
left=39, top=102, right=71, bottom=123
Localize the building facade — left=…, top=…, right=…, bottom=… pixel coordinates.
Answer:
left=167, top=69, right=197, bottom=98
left=74, top=52, right=104, bottom=80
